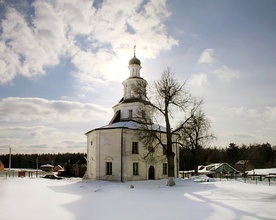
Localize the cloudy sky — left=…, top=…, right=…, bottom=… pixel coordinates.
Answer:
left=0, top=0, right=275, bottom=154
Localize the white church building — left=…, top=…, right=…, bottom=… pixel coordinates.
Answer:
left=84, top=52, right=179, bottom=182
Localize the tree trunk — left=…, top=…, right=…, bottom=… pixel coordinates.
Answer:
left=167, top=153, right=175, bottom=186
left=192, top=147, right=199, bottom=175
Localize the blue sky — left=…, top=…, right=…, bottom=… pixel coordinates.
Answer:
left=0, top=0, right=275, bottom=154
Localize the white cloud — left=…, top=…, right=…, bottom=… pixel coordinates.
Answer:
left=188, top=72, right=210, bottom=97
left=0, top=6, right=67, bottom=82
left=218, top=106, right=276, bottom=144
left=0, top=126, right=86, bottom=153
left=0, top=0, right=178, bottom=85
left=198, top=48, right=215, bottom=65
left=0, top=97, right=111, bottom=123
left=0, top=97, right=114, bottom=153
left=214, top=65, right=239, bottom=81
left=205, top=103, right=276, bottom=147
left=264, top=106, right=276, bottom=121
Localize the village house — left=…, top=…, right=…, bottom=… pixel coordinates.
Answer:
left=84, top=51, right=179, bottom=182
left=0, top=160, right=4, bottom=171
left=71, top=156, right=87, bottom=177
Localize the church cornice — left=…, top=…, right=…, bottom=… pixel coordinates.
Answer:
left=112, top=97, right=150, bottom=108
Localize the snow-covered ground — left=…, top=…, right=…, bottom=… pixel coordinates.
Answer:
left=0, top=177, right=275, bottom=220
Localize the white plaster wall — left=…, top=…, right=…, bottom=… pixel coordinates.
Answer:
left=97, top=129, right=121, bottom=181
left=85, top=131, right=97, bottom=179
left=86, top=128, right=179, bottom=182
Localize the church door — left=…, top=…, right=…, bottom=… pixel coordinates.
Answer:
left=148, top=166, right=155, bottom=180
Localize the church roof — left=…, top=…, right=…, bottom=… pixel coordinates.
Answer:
left=85, top=121, right=166, bottom=135
left=101, top=120, right=166, bottom=131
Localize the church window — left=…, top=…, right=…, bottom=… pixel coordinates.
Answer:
left=148, top=146, right=155, bottom=153
left=132, top=142, right=139, bottom=154
left=129, top=109, right=133, bottom=118
left=163, top=163, right=167, bottom=175
left=106, top=162, right=112, bottom=175
left=133, top=163, right=139, bottom=175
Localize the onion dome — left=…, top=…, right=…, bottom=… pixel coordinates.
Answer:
left=129, top=55, right=141, bottom=66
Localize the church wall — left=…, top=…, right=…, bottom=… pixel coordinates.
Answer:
left=97, top=129, right=122, bottom=181
left=86, top=127, right=179, bottom=182
left=85, top=131, right=96, bottom=179
left=86, top=129, right=121, bottom=181
left=121, top=129, right=148, bottom=181
left=121, top=129, right=176, bottom=182
left=86, top=128, right=179, bottom=182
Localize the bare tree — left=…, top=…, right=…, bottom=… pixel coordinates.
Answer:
left=180, top=110, right=216, bottom=174
left=135, top=67, right=201, bottom=186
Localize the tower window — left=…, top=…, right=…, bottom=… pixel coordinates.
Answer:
left=132, top=142, right=139, bottom=154
left=130, top=84, right=135, bottom=97
left=133, top=163, right=139, bottom=175
left=129, top=109, right=133, bottom=118
left=106, top=162, right=112, bottom=175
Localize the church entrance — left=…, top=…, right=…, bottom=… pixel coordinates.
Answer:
left=148, top=166, right=155, bottom=180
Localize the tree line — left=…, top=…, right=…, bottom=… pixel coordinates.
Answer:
left=179, top=142, right=276, bottom=171
left=0, top=153, right=86, bottom=169
left=1, top=142, right=274, bottom=172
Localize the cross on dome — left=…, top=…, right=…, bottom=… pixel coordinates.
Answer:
left=129, top=45, right=141, bottom=66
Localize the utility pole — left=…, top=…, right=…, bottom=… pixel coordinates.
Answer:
left=8, top=147, right=11, bottom=177
left=36, top=158, right=38, bottom=177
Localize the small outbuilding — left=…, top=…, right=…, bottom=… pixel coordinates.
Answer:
left=40, top=164, right=54, bottom=172
left=234, top=160, right=254, bottom=174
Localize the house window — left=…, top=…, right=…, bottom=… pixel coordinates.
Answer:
left=129, top=109, right=133, bottom=118
left=163, top=163, right=167, bottom=175
left=132, top=142, right=139, bottom=154
left=133, top=163, right=139, bottom=175
left=106, top=162, right=112, bottom=175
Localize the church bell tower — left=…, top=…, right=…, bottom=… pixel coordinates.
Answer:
left=110, top=47, right=148, bottom=124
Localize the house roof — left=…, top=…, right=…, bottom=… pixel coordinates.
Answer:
left=235, top=160, right=250, bottom=165
left=40, top=164, right=54, bottom=168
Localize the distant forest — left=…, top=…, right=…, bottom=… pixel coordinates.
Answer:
left=0, top=153, right=86, bottom=170
left=0, top=143, right=275, bottom=171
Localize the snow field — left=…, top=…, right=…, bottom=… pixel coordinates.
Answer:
left=0, top=177, right=275, bottom=220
